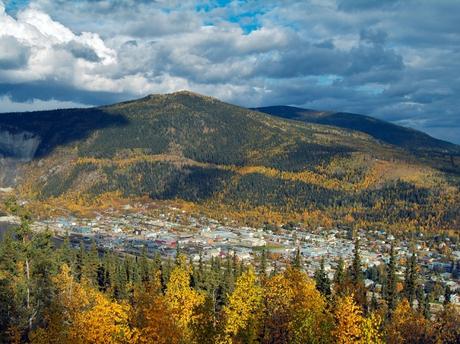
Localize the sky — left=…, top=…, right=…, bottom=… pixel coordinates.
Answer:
left=0, top=0, right=459, bottom=144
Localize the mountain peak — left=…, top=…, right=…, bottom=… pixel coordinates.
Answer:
left=144, top=90, right=216, bottom=102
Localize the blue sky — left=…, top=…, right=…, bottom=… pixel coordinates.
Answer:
left=0, top=0, right=459, bottom=144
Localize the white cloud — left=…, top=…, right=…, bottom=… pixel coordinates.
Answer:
left=0, top=0, right=458, bottom=143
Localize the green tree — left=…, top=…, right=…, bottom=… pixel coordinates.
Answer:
left=314, top=258, right=331, bottom=297
left=334, top=258, right=346, bottom=296
left=292, top=247, right=302, bottom=269
left=385, top=243, right=398, bottom=315
left=403, top=252, right=417, bottom=307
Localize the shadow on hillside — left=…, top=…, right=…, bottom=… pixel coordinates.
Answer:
left=0, top=108, right=129, bottom=159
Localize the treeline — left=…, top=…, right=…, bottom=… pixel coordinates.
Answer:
left=0, top=207, right=459, bottom=343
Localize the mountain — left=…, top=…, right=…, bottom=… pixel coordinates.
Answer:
left=0, top=91, right=459, bottom=231
left=255, top=105, right=460, bottom=173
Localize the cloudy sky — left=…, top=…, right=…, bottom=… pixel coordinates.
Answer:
left=0, top=0, right=459, bottom=143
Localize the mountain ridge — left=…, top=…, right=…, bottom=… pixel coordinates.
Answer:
left=0, top=91, right=459, bottom=231
left=254, top=105, right=459, bottom=153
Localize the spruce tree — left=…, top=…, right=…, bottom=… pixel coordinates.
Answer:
left=139, top=246, right=151, bottom=283
left=385, top=243, right=398, bottom=314
left=292, top=246, right=302, bottom=269
left=443, top=285, right=452, bottom=306
left=314, top=258, right=331, bottom=297
left=333, top=257, right=346, bottom=296
left=416, top=285, right=425, bottom=311
left=259, top=247, right=267, bottom=276
left=82, top=240, right=99, bottom=285
left=403, top=251, right=417, bottom=307
left=370, top=291, right=379, bottom=311
left=350, top=238, right=364, bottom=285
left=423, top=292, right=431, bottom=319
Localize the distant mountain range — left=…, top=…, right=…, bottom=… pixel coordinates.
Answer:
left=0, top=91, right=459, bottom=231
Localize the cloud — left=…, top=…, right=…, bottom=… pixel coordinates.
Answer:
left=0, top=0, right=458, bottom=144
left=0, top=35, right=30, bottom=69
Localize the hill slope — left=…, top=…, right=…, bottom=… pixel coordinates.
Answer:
left=1, top=91, right=459, bottom=231
left=255, top=105, right=460, bottom=173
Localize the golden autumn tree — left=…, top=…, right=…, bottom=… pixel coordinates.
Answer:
left=433, top=304, right=460, bottom=344
left=221, top=266, right=264, bottom=344
left=385, top=298, right=432, bottom=344
left=30, top=264, right=134, bottom=344
left=263, top=267, right=333, bottom=343
left=71, top=292, right=133, bottom=344
left=360, top=312, right=383, bottom=344
left=333, top=294, right=363, bottom=344
left=164, top=255, right=205, bottom=341
left=129, top=270, right=181, bottom=344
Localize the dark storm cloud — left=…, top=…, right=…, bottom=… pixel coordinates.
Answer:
left=65, top=41, right=101, bottom=62
left=0, top=0, right=459, bottom=143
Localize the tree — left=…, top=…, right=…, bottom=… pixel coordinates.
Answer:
left=350, top=238, right=364, bottom=285
left=434, top=304, right=460, bottom=344
left=30, top=264, right=134, bottom=344
left=333, top=295, right=363, bottom=344
left=443, top=285, right=452, bottom=306
left=82, top=240, right=99, bottom=286
left=361, top=312, right=383, bottom=344
left=403, top=252, right=417, bottom=307
left=314, top=258, right=331, bottom=297
left=131, top=271, right=181, bottom=344
left=348, top=238, right=367, bottom=310
left=221, top=267, right=263, bottom=343
left=263, top=267, right=333, bottom=343
left=422, top=292, right=431, bottom=320
left=292, top=247, right=302, bottom=269
left=385, top=243, right=398, bottom=315
left=385, top=299, right=432, bottom=344
left=333, top=258, right=346, bottom=296
left=258, top=247, right=268, bottom=277
left=164, top=255, right=205, bottom=341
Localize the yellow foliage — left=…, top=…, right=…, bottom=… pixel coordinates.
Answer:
left=164, top=255, right=205, bottom=340
left=264, top=268, right=332, bottom=343
left=360, top=312, right=383, bottom=344
left=30, top=264, right=134, bottom=344
left=385, top=299, right=431, bottom=344
left=222, top=267, right=264, bottom=343
left=333, top=295, right=364, bottom=344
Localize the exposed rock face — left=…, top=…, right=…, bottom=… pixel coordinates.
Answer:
left=0, top=129, right=40, bottom=160
left=0, top=128, right=41, bottom=187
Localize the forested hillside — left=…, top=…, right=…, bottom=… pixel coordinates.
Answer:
left=255, top=105, right=460, bottom=174
left=1, top=91, right=459, bottom=232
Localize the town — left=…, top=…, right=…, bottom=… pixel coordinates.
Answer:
left=24, top=201, right=459, bottom=308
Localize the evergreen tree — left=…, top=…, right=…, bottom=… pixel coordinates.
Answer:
left=416, top=285, right=425, bottom=311
left=350, top=238, right=364, bottom=285
left=314, top=258, right=331, bottom=297
left=333, top=258, right=346, bottom=296
left=82, top=240, right=99, bottom=285
left=74, top=242, right=85, bottom=282
left=423, top=292, right=431, bottom=320
left=292, top=246, right=302, bottom=269
left=385, top=243, right=398, bottom=314
left=139, top=246, right=151, bottom=283
left=370, top=292, right=379, bottom=312
left=59, top=235, right=74, bottom=267
left=258, top=247, right=267, bottom=277
left=443, top=285, right=452, bottom=306
left=403, top=251, right=417, bottom=307
left=30, top=230, right=58, bottom=327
